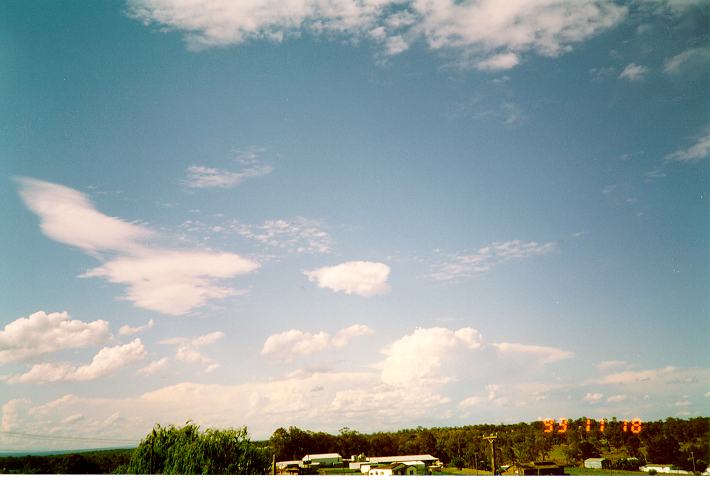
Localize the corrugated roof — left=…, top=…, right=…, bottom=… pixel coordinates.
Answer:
left=368, top=454, right=438, bottom=463
left=303, top=453, right=341, bottom=459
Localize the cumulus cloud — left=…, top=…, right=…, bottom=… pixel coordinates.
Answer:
left=618, top=63, right=649, bottom=81
left=5, top=340, right=146, bottom=384
left=0, top=369, right=454, bottom=450
left=126, top=0, right=626, bottom=69
left=0, top=311, right=110, bottom=365
left=379, top=327, right=483, bottom=386
left=490, top=342, right=573, bottom=364
left=119, top=319, right=155, bottom=336
left=584, top=392, right=604, bottom=404
left=160, top=332, right=224, bottom=372
left=665, top=126, right=710, bottom=163
left=606, top=394, right=627, bottom=403
left=431, top=240, right=556, bottom=281
left=261, top=324, right=374, bottom=361
left=305, top=261, right=391, bottom=297
left=16, top=178, right=260, bottom=315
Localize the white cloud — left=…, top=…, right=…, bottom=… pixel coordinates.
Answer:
left=596, top=360, right=629, bottom=370
left=234, top=217, right=332, bottom=253
left=261, top=324, right=374, bottom=361
left=82, top=250, right=258, bottom=315
left=477, top=52, right=519, bottom=71
left=0, top=311, right=110, bottom=365
left=379, top=327, right=482, bottom=386
left=183, top=159, right=272, bottom=189
left=126, top=0, right=626, bottom=68
left=118, top=319, right=155, bottom=336
left=590, top=365, right=677, bottom=384
left=305, top=261, right=391, bottom=297
left=137, top=357, right=170, bottom=376
left=665, top=126, right=710, bottom=163
left=584, top=392, right=604, bottom=404
left=490, top=342, right=573, bottom=364
left=160, top=332, right=224, bottom=372
left=459, top=384, right=501, bottom=408
left=332, top=324, right=375, bottom=348
left=431, top=240, right=556, bottom=281
left=5, top=339, right=146, bottom=384
left=675, top=395, right=691, bottom=407
left=16, top=178, right=260, bottom=315
left=618, top=63, right=649, bottom=81
left=0, top=369, right=454, bottom=450
left=606, top=394, right=628, bottom=403
left=15, top=177, right=152, bottom=254
left=663, top=47, right=710, bottom=74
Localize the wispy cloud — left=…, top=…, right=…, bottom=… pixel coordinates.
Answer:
left=235, top=217, right=332, bottom=254
left=477, top=52, right=520, bottom=71
left=0, top=311, right=110, bottom=365
left=5, top=340, right=146, bottom=384
left=663, top=47, right=710, bottom=74
left=160, top=332, right=224, bottom=373
left=183, top=147, right=273, bottom=189
left=584, top=392, right=604, bottom=404
left=305, top=261, right=391, bottom=297
left=137, top=357, right=170, bottom=376
left=261, top=324, right=374, bottom=362
left=16, top=178, right=259, bottom=315
left=430, top=240, right=556, bottom=281
left=490, top=342, right=573, bottom=364
left=618, top=63, right=649, bottom=81
left=118, top=319, right=155, bottom=336
left=665, top=126, right=710, bottom=163
left=127, top=0, right=626, bottom=70
left=15, top=177, right=152, bottom=254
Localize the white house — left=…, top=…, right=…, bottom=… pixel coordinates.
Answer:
left=639, top=464, right=691, bottom=474
left=368, top=463, right=419, bottom=476
left=584, top=458, right=609, bottom=469
left=302, top=453, right=342, bottom=466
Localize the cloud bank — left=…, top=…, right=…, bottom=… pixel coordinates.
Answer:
left=127, top=0, right=626, bottom=70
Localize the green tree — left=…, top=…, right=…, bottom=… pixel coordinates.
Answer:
left=124, top=423, right=270, bottom=474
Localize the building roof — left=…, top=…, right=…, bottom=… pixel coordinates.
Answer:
left=368, top=454, right=438, bottom=463
left=585, top=458, right=606, bottom=461
left=303, top=453, right=341, bottom=460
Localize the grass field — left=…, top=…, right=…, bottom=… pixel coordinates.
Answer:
left=435, top=467, right=492, bottom=475
left=565, top=467, right=649, bottom=475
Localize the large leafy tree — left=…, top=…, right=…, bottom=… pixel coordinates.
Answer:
left=122, top=423, right=270, bottom=474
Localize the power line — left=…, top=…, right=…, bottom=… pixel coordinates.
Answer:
left=0, top=430, right=139, bottom=443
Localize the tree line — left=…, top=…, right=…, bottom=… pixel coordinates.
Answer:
left=0, top=417, right=707, bottom=474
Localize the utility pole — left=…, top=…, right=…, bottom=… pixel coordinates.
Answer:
left=690, top=451, right=696, bottom=474
left=483, top=434, right=498, bottom=475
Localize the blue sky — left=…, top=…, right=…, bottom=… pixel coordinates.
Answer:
left=1, top=0, right=708, bottom=451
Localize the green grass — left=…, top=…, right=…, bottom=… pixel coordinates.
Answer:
left=317, top=467, right=361, bottom=475
left=436, top=467, right=492, bottom=475
left=565, top=467, right=648, bottom=475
